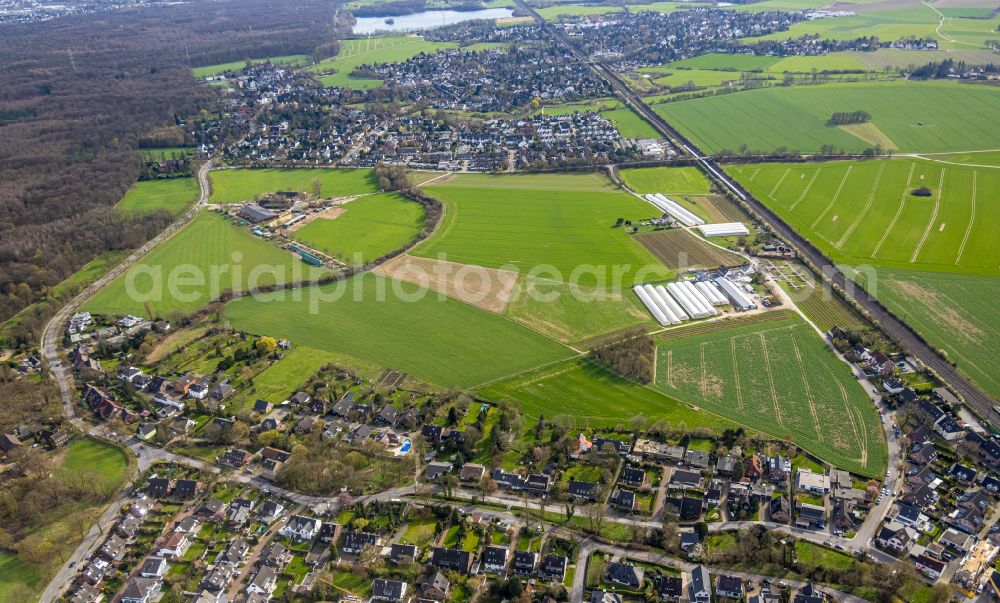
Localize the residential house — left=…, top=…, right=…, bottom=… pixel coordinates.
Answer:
left=341, top=530, right=379, bottom=554
left=197, top=498, right=227, bottom=521
left=796, top=503, right=826, bottom=529
left=572, top=433, right=593, bottom=458
left=717, top=575, right=744, bottom=599
left=253, top=399, right=272, bottom=415
left=431, top=547, right=473, bottom=573
left=259, top=543, right=291, bottom=570
left=418, top=571, right=450, bottom=601
left=540, top=554, right=568, bottom=581
left=290, top=391, right=311, bottom=406
left=688, top=565, right=712, bottom=601
left=374, top=405, right=400, bottom=426
left=914, top=554, right=946, bottom=580
left=606, top=562, right=644, bottom=588
left=280, top=515, right=321, bottom=541
left=70, top=583, right=102, bottom=603
left=512, top=550, right=537, bottom=575
left=716, top=456, right=738, bottom=476
left=228, top=500, right=255, bottom=526
left=157, top=532, right=191, bottom=558
left=424, top=461, right=453, bottom=481
left=318, top=522, right=342, bottom=545
left=591, top=592, right=623, bottom=603
left=795, top=469, right=830, bottom=494
left=593, top=437, right=629, bottom=456
left=613, top=489, right=636, bottom=512
left=258, top=500, right=285, bottom=523
left=950, top=463, right=977, bottom=484
left=139, top=557, right=169, bottom=579
left=421, top=424, right=443, bottom=443
left=620, top=467, right=646, bottom=488
left=670, top=470, right=702, bottom=490
left=389, top=543, right=418, bottom=565
left=119, top=578, right=161, bottom=603
left=372, top=579, right=408, bottom=602
left=247, top=566, right=277, bottom=596
left=172, top=479, right=201, bottom=499
left=293, top=415, right=317, bottom=434
left=568, top=480, right=599, bottom=501
left=793, top=583, right=826, bottom=603
left=876, top=523, right=915, bottom=555
left=685, top=449, right=710, bottom=468
left=459, top=463, right=487, bottom=482
left=99, top=535, right=127, bottom=561
left=174, top=515, right=201, bottom=534
left=0, top=433, right=23, bottom=454
left=481, top=546, right=509, bottom=574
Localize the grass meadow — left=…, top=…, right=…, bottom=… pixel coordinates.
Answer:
left=227, top=345, right=335, bottom=412
left=311, top=36, right=457, bottom=89
left=115, top=178, right=199, bottom=216
left=728, top=159, right=1000, bottom=276
left=479, top=358, right=740, bottom=431
left=619, top=166, right=713, bottom=194
left=87, top=211, right=329, bottom=316
left=210, top=168, right=378, bottom=203
left=416, top=173, right=671, bottom=288
left=657, top=81, right=1000, bottom=153
left=139, top=147, right=194, bottom=161
left=654, top=313, right=885, bottom=476
left=192, top=55, right=310, bottom=79
left=292, top=192, right=425, bottom=265
left=223, top=273, right=575, bottom=388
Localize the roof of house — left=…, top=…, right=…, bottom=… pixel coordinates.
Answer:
left=372, top=578, right=406, bottom=600
left=607, top=562, right=644, bottom=587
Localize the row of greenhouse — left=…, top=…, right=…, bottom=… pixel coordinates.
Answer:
left=634, top=276, right=757, bottom=325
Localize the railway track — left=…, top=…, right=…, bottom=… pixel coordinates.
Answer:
left=516, top=0, right=999, bottom=419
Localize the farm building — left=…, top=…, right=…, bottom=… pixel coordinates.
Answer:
left=715, top=277, right=756, bottom=311
left=697, top=222, right=749, bottom=237
left=643, top=193, right=704, bottom=227
left=289, top=244, right=324, bottom=267
left=239, top=203, right=278, bottom=223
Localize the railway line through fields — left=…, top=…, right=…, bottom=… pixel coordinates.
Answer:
left=513, top=0, right=998, bottom=418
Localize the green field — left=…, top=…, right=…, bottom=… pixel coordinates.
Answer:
left=58, top=437, right=130, bottom=491
left=139, top=147, right=194, bottom=161
left=728, top=159, right=1000, bottom=276
left=292, top=192, right=425, bottom=265
left=619, top=166, right=712, bottom=195
left=311, top=36, right=457, bottom=89
left=229, top=345, right=335, bottom=412
left=747, top=7, right=941, bottom=43
left=654, top=313, right=885, bottom=476
left=210, top=168, right=378, bottom=203
left=115, top=178, right=199, bottom=216
left=87, top=212, right=329, bottom=316
left=479, top=358, right=739, bottom=431
left=657, top=81, right=1000, bottom=153
left=504, top=277, right=651, bottom=345
left=865, top=268, right=1000, bottom=401
left=192, top=55, right=310, bottom=79
left=223, top=273, right=574, bottom=388
left=416, top=173, right=671, bottom=288
left=0, top=554, right=42, bottom=603
left=664, top=53, right=782, bottom=71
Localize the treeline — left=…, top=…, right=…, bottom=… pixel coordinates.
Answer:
left=828, top=110, right=871, bottom=125
left=588, top=328, right=655, bottom=384
left=0, top=0, right=339, bottom=327
left=907, top=58, right=999, bottom=79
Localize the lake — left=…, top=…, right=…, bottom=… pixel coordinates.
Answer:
left=352, top=7, right=514, bottom=34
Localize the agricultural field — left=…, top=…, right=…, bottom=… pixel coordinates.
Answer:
left=415, top=172, right=671, bottom=288
left=503, top=277, right=651, bottom=345
left=292, top=192, right=425, bottom=265
left=657, top=81, right=1000, bottom=153
left=223, top=273, right=575, bottom=388
left=728, top=158, right=1000, bottom=276
left=479, top=358, right=740, bottom=431
left=86, top=211, right=329, bottom=316
left=619, top=166, right=712, bottom=195
left=865, top=268, right=1000, bottom=401
left=636, top=230, right=744, bottom=271
left=310, top=36, right=457, bottom=89
left=764, top=260, right=867, bottom=332
left=654, top=312, right=885, bottom=476
left=115, top=178, right=199, bottom=216
left=209, top=168, right=378, bottom=203
left=746, top=6, right=941, bottom=43
left=192, top=54, right=310, bottom=79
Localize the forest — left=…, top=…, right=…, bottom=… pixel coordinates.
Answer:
left=0, top=0, right=341, bottom=331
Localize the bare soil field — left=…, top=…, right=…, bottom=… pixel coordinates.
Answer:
left=375, top=254, right=519, bottom=314
left=637, top=230, right=744, bottom=271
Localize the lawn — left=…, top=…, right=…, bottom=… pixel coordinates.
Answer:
left=86, top=211, right=329, bottom=316
left=310, top=36, right=457, bottom=89
left=620, top=166, right=712, bottom=195
left=658, top=81, right=1000, bottom=153
left=728, top=158, right=1000, bottom=276
left=0, top=554, right=41, bottom=602
left=400, top=516, right=438, bottom=546
left=227, top=346, right=335, bottom=412
left=115, top=178, right=199, bottom=216
left=223, top=273, right=574, bottom=388
left=654, top=314, right=885, bottom=476
left=601, top=106, right=662, bottom=139
left=209, top=168, right=378, bottom=203
left=292, top=192, right=425, bottom=265
left=416, top=173, right=671, bottom=288
left=479, top=357, right=739, bottom=431
left=192, top=54, right=310, bottom=78
left=57, top=437, right=130, bottom=493
left=867, top=268, right=1000, bottom=401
